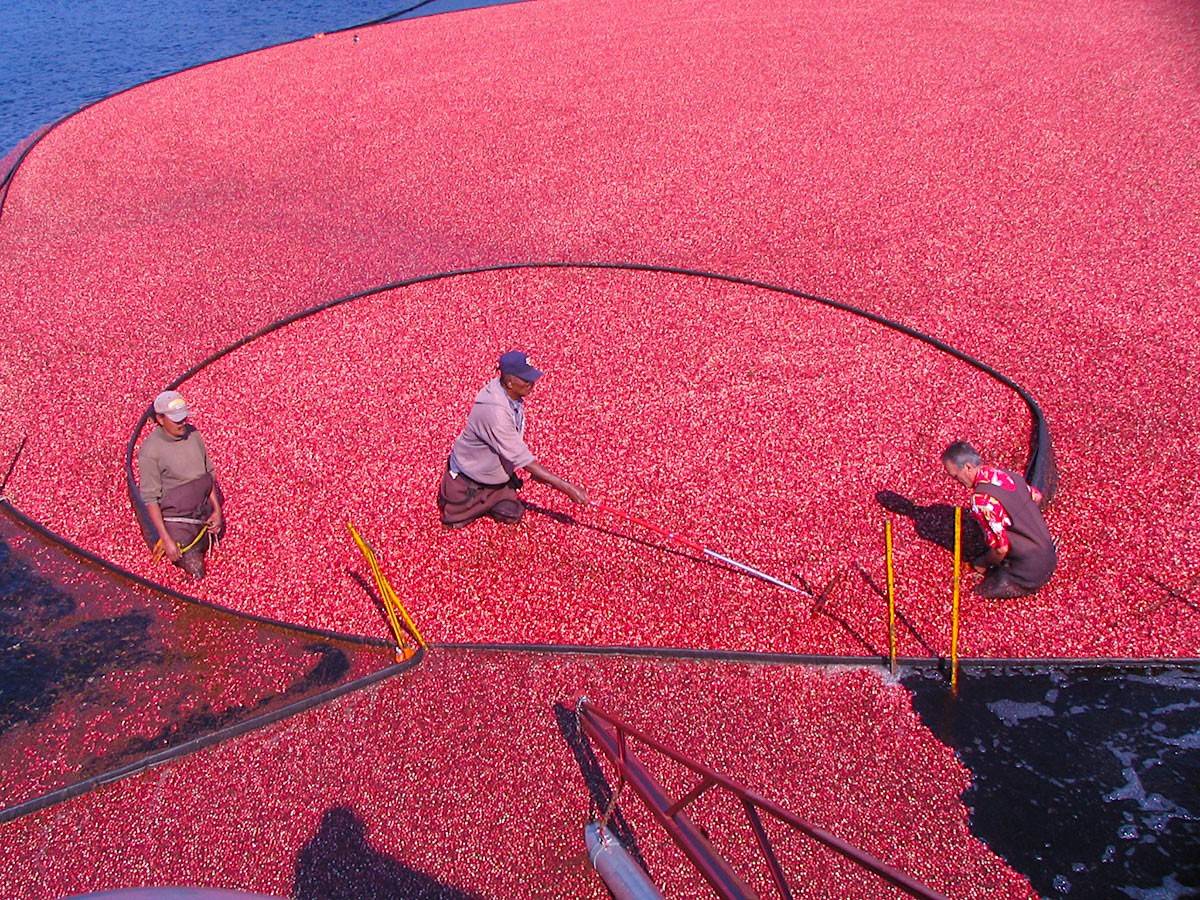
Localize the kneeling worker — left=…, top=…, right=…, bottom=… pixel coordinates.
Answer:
left=439, top=350, right=588, bottom=528
left=941, top=441, right=1055, bottom=599
left=137, top=390, right=223, bottom=579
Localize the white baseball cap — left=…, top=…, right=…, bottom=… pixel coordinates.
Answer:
left=153, top=390, right=190, bottom=422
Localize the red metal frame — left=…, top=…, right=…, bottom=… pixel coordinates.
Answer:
left=576, top=698, right=947, bottom=900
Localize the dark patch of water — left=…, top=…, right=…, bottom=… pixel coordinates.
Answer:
left=0, top=529, right=162, bottom=733
left=904, top=666, right=1200, bottom=899
left=0, top=505, right=391, bottom=817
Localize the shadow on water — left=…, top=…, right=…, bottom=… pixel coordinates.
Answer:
left=525, top=502, right=734, bottom=579
left=853, top=563, right=937, bottom=656
left=295, top=806, right=477, bottom=899
left=80, top=643, right=353, bottom=779
left=1143, top=574, right=1200, bottom=617
left=535, top=501, right=886, bottom=656
left=903, top=665, right=1200, bottom=899
left=809, top=582, right=879, bottom=657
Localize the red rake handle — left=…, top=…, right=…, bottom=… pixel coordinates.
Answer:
left=590, top=500, right=805, bottom=595
left=590, top=500, right=706, bottom=553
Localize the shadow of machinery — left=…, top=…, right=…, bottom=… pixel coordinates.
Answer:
left=553, top=703, right=648, bottom=871
left=294, top=806, right=477, bottom=900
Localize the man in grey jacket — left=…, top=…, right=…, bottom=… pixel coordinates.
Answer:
left=438, top=350, right=588, bottom=529
left=137, top=390, right=223, bottom=578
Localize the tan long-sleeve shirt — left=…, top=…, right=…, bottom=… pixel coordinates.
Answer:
left=448, top=378, right=536, bottom=484
left=137, top=425, right=213, bottom=504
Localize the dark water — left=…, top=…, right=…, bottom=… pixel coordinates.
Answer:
left=0, top=504, right=390, bottom=819
left=905, top=666, right=1200, bottom=899
left=0, top=0, right=522, bottom=156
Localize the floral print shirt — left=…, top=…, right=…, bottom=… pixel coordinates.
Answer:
left=971, top=465, right=1043, bottom=553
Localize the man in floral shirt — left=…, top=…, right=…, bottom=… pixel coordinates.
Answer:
left=941, top=441, right=1056, bottom=598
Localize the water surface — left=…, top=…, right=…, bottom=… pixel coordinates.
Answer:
left=906, top=665, right=1200, bottom=898
left=1, top=0, right=521, bottom=154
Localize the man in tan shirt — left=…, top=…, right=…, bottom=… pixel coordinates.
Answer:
left=438, top=350, right=588, bottom=528
left=137, top=390, right=223, bottom=578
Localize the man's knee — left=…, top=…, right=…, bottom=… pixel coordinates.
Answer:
left=489, top=499, right=525, bottom=525
left=177, top=551, right=206, bottom=580
left=975, top=568, right=1033, bottom=599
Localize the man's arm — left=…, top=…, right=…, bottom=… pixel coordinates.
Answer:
left=475, top=405, right=587, bottom=503
left=525, top=461, right=589, bottom=505
left=971, top=543, right=1009, bottom=573
left=138, top=441, right=181, bottom=560
left=146, top=502, right=182, bottom=561
left=195, top=431, right=223, bottom=531
left=206, top=484, right=223, bottom=532
left=970, top=493, right=1012, bottom=572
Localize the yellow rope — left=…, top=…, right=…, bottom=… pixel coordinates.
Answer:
left=885, top=519, right=897, bottom=674
left=152, top=525, right=212, bottom=562
left=178, top=525, right=209, bottom=555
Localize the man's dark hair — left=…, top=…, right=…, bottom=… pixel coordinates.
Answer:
left=941, top=441, right=982, bottom=467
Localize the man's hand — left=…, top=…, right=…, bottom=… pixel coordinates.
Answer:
left=526, top=462, right=588, bottom=505
left=206, top=509, right=223, bottom=533
left=971, top=562, right=988, bottom=575
left=163, top=538, right=182, bottom=562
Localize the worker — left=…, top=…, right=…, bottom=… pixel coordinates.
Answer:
left=941, top=441, right=1055, bottom=598
left=137, top=390, right=223, bottom=579
left=439, top=350, right=588, bottom=528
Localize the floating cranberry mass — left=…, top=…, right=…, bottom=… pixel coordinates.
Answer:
left=0, top=0, right=1194, bottom=894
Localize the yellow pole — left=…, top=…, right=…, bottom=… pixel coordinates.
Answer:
left=381, top=573, right=428, bottom=649
left=347, top=522, right=409, bottom=653
left=366, top=550, right=406, bottom=646
left=951, top=506, right=962, bottom=693
left=885, top=519, right=897, bottom=675
left=347, top=521, right=429, bottom=651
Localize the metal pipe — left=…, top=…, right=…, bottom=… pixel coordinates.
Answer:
left=592, top=501, right=803, bottom=594
left=743, top=799, right=793, bottom=900
left=585, top=823, right=664, bottom=900
left=578, top=700, right=948, bottom=900
left=578, top=703, right=761, bottom=899
left=702, top=549, right=803, bottom=593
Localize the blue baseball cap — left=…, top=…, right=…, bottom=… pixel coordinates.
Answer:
left=498, top=350, right=543, bottom=382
